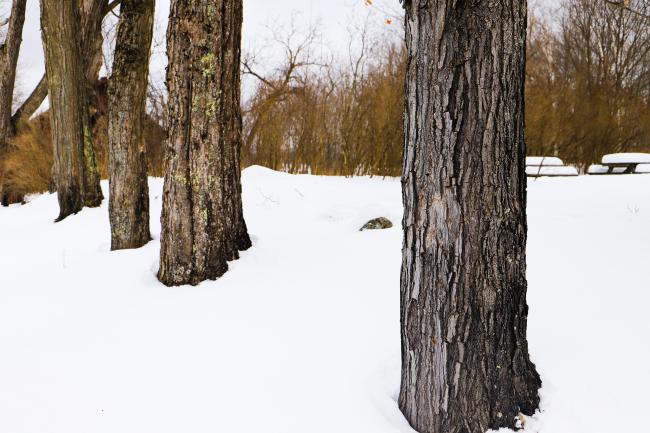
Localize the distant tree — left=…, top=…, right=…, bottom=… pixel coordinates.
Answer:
left=0, top=0, right=26, bottom=154
left=13, top=1, right=121, bottom=129
left=526, top=0, right=650, bottom=169
left=242, top=20, right=405, bottom=176
left=108, top=0, right=154, bottom=250
left=158, top=0, right=251, bottom=286
left=605, top=0, right=650, bottom=19
left=0, top=0, right=26, bottom=206
left=399, top=1, right=541, bottom=432
left=41, top=0, right=102, bottom=221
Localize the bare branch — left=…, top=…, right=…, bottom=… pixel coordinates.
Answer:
left=242, top=56, right=276, bottom=90
left=103, top=0, right=122, bottom=15
left=605, top=0, right=650, bottom=20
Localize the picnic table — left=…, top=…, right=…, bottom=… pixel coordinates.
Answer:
left=526, top=156, right=578, bottom=177
left=526, top=166, right=579, bottom=177
left=589, top=153, right=650, bottom=174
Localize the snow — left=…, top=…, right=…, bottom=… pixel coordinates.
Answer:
left=601, top=153, right=650, bottom=164
left=1, top=167, right=650, bottom=433
left=587, top=164, right=609, bottom=174
left=635, top=163, right=650, bottom=173
left=526, top=165, right=578, bottom=176
left=526, top=156, right=564, bottom=167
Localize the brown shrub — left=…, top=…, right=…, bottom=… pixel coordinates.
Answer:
left=0, top=115, right=53, bottom=204
left=0, top=81, right=165, bottom=205
left=242, top=29, right=406, bottom=177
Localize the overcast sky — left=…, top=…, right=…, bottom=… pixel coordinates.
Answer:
left=12, top=0, right=560, bottom=103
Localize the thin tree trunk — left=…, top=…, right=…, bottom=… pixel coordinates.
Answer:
left=81, top=0, right=107, bottom=85
left=0, top=0, right=27, bottom=151
left=108, top=0, right=154, bottom=250
left=158, top=0, right=251, bottom=286
left=41, top=0, right=103, bottom=221
left=10, top=74, right=47, bottom=128
left=399, top=2, right=541, bottom=433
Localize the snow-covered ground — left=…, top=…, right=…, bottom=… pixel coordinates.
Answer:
left=0, top=167, right=648, bottom=433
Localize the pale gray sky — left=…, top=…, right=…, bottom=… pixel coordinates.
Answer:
left=16, top=0, right=396, bottom=97
left=13, top=0, right=560, bottom=105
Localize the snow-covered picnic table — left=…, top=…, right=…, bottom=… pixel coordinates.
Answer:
left=589, top=153, right=650, bottom=174
left=526, top=156, right=578, bottom=177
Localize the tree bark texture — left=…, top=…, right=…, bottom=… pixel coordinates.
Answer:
left=399, top=2, right=541, bottom=433
left=81, top=0, right=107, bottom=85
left=11, top=74, right=47, bottom=129
left=41, top=0, right=103, bottom=221
left=0, top=0, right=27, bottom=152
left=108, top=0, right=154, bottom=250
left=12, top=0, right=115, bottom=130
left=158, top=0, right=251, bottom=286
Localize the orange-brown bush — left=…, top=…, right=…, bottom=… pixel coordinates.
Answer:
left=242, top=25, right=405, bottom=177
left=5, top=1, right=650, bottom=201
left=0, top=81, right=165, bottom=204
left=0, top=115, right=53, bottom=204
left=526, top=1, right=650, bottom=170
left=244, top=2, right=650, bottom=176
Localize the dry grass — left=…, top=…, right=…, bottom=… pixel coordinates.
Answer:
left=0, top=115, right=53, bottom=204
left=0, top=112, right=164, bottom=205
left=243, top=38, right=406, bottom=177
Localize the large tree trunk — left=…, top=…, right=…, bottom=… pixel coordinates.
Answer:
left=41, top=0, right=103, bottom=221
left=108, top=0, right=154, bottom=250
left=11, top=0, right=118, bottom=129
left=0, top=0, right=27, bottom=152
left=399, top=2, right=541, bottom=433
left=158, top=0, right=251, bottom=286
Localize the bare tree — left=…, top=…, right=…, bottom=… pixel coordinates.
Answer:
left=525, top=0, right=650, bottom=169
left=108, top=0, right=154, bottom=250
left=0, top=0, right=26, bottom=152
left=12, top=0, right=122, bottom=128
left=399, top=1, right=541, bottom=432
left=605, top=0, right=650, bottom=19
left=158, top=0, right=251, bottom=286
left=41, top=0, right=102, bottom=221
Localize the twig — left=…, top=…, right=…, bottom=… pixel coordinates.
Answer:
left=604, top=0, right=650, bottom=20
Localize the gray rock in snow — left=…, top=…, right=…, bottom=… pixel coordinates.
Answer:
left=360, top=217, right=393, bottom=231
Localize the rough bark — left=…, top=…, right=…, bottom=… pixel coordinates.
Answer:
left=108, top=0, right=154, bottom=250
left=0, top=0, right=27, bottom=152
left=11, top=0, right=118, bottom=128
left=10, top=74, right=47, bottom=128
left=41, top=0, right=103, bottom=221
left=81, top=0, right=107, bottom=85
left=158, top=0, right=251, bottom=286
left=399, top=2, right=541, bottom=433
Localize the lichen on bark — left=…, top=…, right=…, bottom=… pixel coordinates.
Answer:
left=108, top=0, right=154, bottom=250
left=399, top=1, right=541, bottom=432
left=158, top=0, right=251, bottom=286
left=40, top=0, right=103, bottom=221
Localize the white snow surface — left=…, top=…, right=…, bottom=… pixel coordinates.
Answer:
left=601, top=153, right=650, bottom=164
left=1, top=166, right=649, bottom=433
left=587, top=164, right=609, bottom=174
left=525, top=156, right=564, bottom=167
left=635, top=163, right=650, bottom=173
left=526, top=166, right=578, bottom=176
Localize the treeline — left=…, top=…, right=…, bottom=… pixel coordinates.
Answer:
left=241, top=25, right=405, bottom=177
left=242, top=0, right=650, bottom=174
left=0, top=81, right=165, bottom=204
left=2, top=0, right=650, bottom=206
left=526, top=0, right=650, bottom=170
